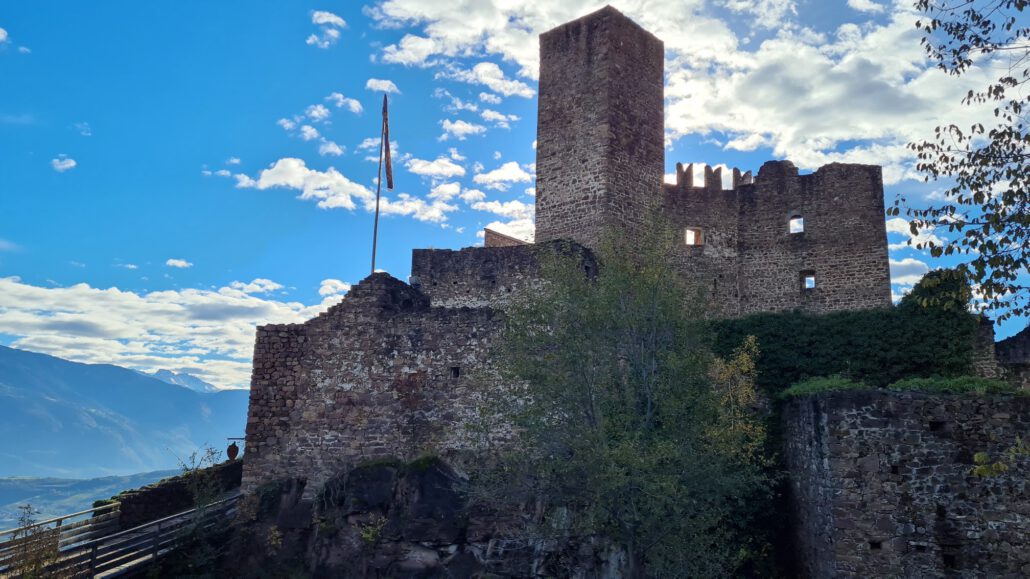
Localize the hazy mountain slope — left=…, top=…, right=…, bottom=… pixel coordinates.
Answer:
left=0, top=470, right=178, bottom=530
left=0, top=346, right=249, bottom=479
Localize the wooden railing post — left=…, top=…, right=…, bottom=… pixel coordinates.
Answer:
left=151, top=521, right=161, bottom=560
left=89, top=542, right=98, bottom=574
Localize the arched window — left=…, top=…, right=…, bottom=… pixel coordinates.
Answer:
left=685, top=227, right=704, bottom=246
left=788, top=214, right=805, bottom=234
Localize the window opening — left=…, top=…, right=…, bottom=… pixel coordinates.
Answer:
left=684, top=227, right=704, bottom=246
left=450, top=366, right=461, bottom=379
left=789, top=215, right=805, bottom=234
left=801, top=271, right=816, bottom=291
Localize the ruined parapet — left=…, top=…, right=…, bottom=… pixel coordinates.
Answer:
left=997, top=325, right=1030, bottom=389
left=784, top=390, right=1030, bottom=577
left=411, top=240, right=595, bottom=309
left=535, top=6, right=664, bottom=249
left=242, top=273, right=503, bottom=496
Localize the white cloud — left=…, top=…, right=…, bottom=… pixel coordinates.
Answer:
left=51, top=155, right=77, bottom=172
left=366, top=78, right=400, bottom=94
left=0, top=238, right=19, bottom=252
left=383, top=34, right=442, bottom=66
left=439, top=118, right=485, bottom=141
left=277, top=117, right=297, bottom=131
left=448, top=147, right=466, bottom=161
left=307, top=10, right=346, bottom=49
left=473, top=161, right=532, bottom=190
left=299, top=125, right=320, bottom=141
left=319, top=139, right=344, bottom=156
left=115, top=263, right=138, bottom=270
left=459, top=189, right=486, bottom=203
left=0, top=276, right=350, bottom=388
left=440, top=62, right=534, bottom=98
left=889, top=257, right=930, bottom=286
left=319, top=278, right=352, bottom=297
left=847, top=0, right=885, bottom=13
left=0, top=28, right=7, bottom=44
left=306, top=103, right=331, bottom=122
left=74, top=122, right=92, bottom=136
left=406, top=156, right=466, bottom=178
left=428, top=181, right=461, bottom=201
left=214, top=169, right=231, bottom=177
left=17, top=46, right=29, bottom=54
left=471, top=199, right=534, bottom=220
left=166, top=258, right=193, bottom=269
left=326, top=92, right=363, bottom=113
left=885, top=217, right=944, bottom=250
left=226, top=157, right=241, bottom=165
left=480, top=108, right=519, bottom=128
left=479, top=92, right=502, bottom=104
left=479, top=219, right=535, bottom=243
left=235, top=157, right=456, bottom=223
left=229, top=278, right=284, bottom=294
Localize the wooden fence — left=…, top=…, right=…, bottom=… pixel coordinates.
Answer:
left=0, top=494, right=239, bottom=578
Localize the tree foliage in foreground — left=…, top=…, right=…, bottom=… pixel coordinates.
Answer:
left=893, top=0, right=1028, bottom=321
left=473, top=234, right=775, bottom=577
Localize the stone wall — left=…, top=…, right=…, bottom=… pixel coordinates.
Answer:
left=663, top=161, right=893, bottom=316
left=113, top=459, right=242, bottom=530
left=535, top=5, right=664, bottom=249
left=242, top=273, right=504, bottom=496
left=997, top=325, right=1030, bottom=389
left=784, top=390, right=1030, bottom=578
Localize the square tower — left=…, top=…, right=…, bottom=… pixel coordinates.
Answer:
left=534, top=6, right=665, bottom=249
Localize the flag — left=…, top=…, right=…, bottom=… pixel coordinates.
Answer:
left=382, top=95, right=394, bottom=190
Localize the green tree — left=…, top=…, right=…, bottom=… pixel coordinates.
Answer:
left=894, top=0, right=1028, bottom=321
left=473, top=232, right=775, bottom=577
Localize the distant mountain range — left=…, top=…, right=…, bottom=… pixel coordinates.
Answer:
left=0, top=345, right=249, bottom=479
left=144, top=369, right=220, bottom=393
left=0, top=470, right=177, bottom=530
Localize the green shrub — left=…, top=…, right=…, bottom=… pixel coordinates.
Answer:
left=779, top=377, right=870, bottom=399
left=888, top=376, right=1020, bottom=395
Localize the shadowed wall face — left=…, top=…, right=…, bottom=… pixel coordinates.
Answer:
left=534, top=6, right=665, bottom=249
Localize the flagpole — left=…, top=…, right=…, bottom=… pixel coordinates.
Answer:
left=371, top=99, right=386, bottom=276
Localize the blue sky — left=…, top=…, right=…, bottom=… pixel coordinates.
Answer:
left=0, top=1, right=1025, bottom=388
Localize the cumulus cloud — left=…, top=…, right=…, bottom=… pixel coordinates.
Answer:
left=51, top=155, right=77, bottom=172
left=226, top=157, right=241, bottom=165
left=0, top=276, right=351, bottom=388
left=847, top=0, right=885, bottom=13
left=473, top=161, right=532, bottom=190
left=885, top=217, right=944, bottom=251
left=406, top=156, right=466, bottom=178
left=319, top=140, right=344, bottom=156
left=470, top=199, right=534, bottom=220
left=0, top=27, right=7, bottom=44
left=319, top=278, right=352, bottom=297
left=439, top=62, right=534, bottom=98
left=439, top=119, right=485, bottom=141
left=74, top=122, right=92, bottom=136
left=479, top=219, right=535, bottom=243
left=326, top=92, right=363, bottom=113
left=299, top=125, right=320, bottom=141
left=480, top=108, right=520, bottom=129
left=306, top=103, right=331, bottom=122
left=889, top=257, right=930, bottom=286
left=166, top=258, right=193, bottom=269
left=366, top=78, right=400, bottom=94
left=235, top=157, right=457, bottom=223
left=307, top=10, right=346, bottom=48
left=479, top=92, right=502, bottom=104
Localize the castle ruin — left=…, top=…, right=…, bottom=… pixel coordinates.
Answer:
left=242, top=6, right=1028, bottom=576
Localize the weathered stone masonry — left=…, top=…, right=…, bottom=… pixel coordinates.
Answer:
left=784, top=391, right=1030, bottom=578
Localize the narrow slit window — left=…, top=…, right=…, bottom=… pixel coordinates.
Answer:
left=450, top=366, right=461, bottom=379
left=801, top=271, right=816, bottom=291
left=789, top=215, right=805, bottom=234
left=685, top=227, right=704, bottom=246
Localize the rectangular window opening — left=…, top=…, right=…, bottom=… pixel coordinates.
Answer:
left=801, top=271, right=816, bottom=291
left=789, top=215, right=805, bottom=234
left=869, top=541, right=882, bottom=551
left=450, top=366, right=461, bottom=379
left=684, top=227, right=704, bottom=246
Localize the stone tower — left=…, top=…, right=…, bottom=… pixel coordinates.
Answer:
left=534, top=5, right=665, bottom=249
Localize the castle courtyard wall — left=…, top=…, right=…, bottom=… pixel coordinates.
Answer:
left=784, top=391, right=1030, bottom=578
